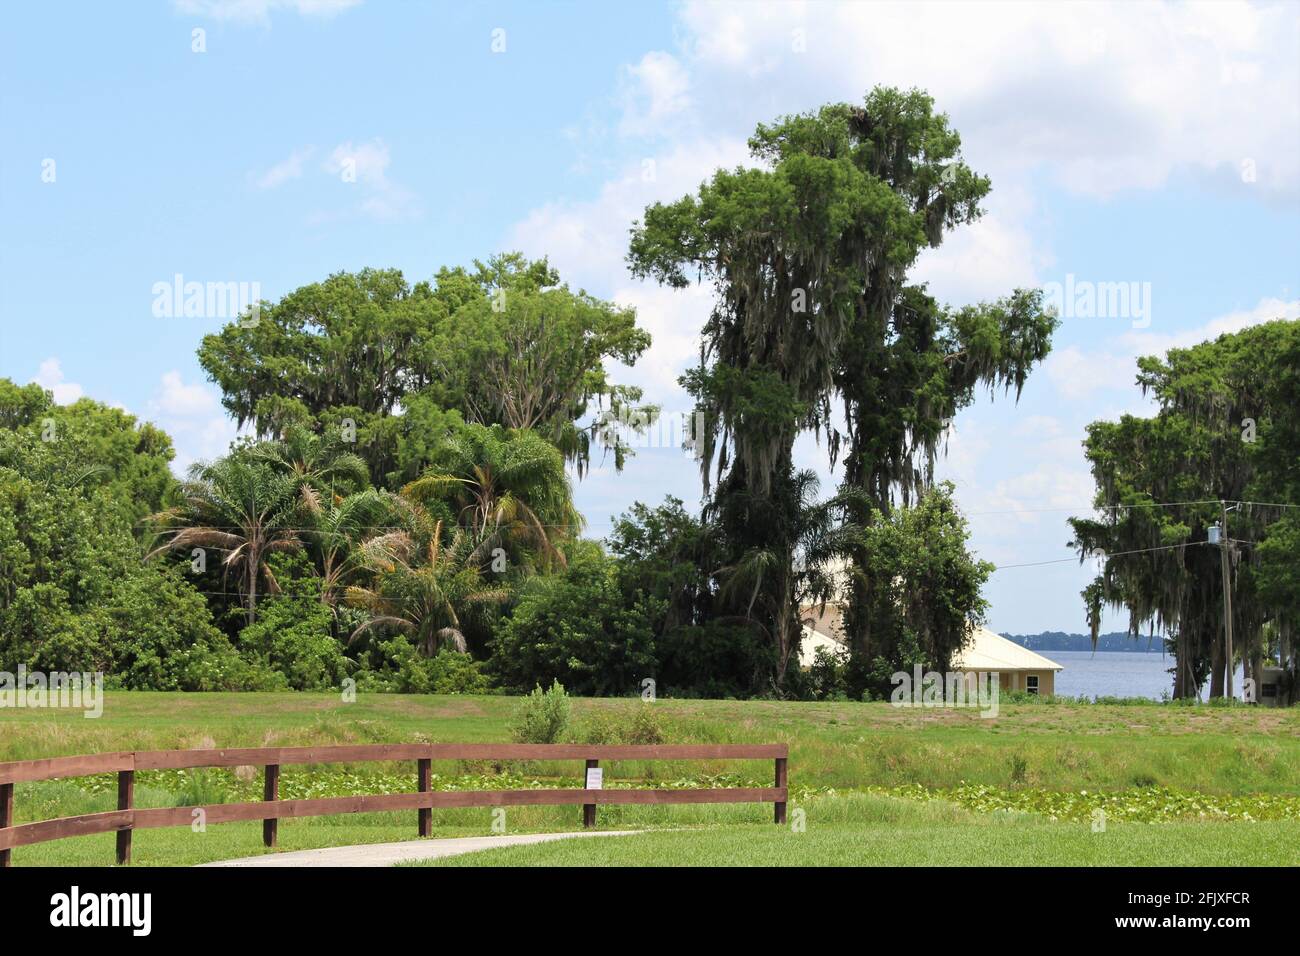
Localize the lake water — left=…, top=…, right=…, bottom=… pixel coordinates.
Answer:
left=1049, top=650, right=1244, bottom=701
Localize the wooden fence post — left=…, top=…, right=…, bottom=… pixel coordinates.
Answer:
left=116, top=770, right=134, bottom=864
left=774, top=757, right=787, bottom=825
left=0, top=781, right=13, bottom=868
left=417, top=758, right=432, bottom=838
left=583, top=758, right=598, bottom=828
left=263, top=764, right=280, bottom=847
left=0, top=744, right=790, bottom=862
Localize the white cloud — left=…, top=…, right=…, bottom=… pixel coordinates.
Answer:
left=1120, top=296, right=1300, bottom=357
left=912, top=192, right=1047, bottom=304
left=509, top=137, right=749, bottom=284
left=174, top=0, right=361, bottom=25
left=252, top=146, right=314, bottom=189
left=320, top=139, right=418, bottom=222
left=674, top=0, right=1300, bottom=202
left=619, top=52, right=692, bottom=137
left=507, top=138, right=750, bottom=405
left=32, top=358, right=84, bottom=405
left=1045, top=345, right=1141, bottom=402
left=606, top=282, right=712, bottom=402
left=144, top=372, right=239, bottom=475
left=154, top=370, right=220, bottom=417
left=324, top=140, right=391, bottom=187
left=1047, top=296, right=1300, bottom=401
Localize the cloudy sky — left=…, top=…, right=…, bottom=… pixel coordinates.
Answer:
left=2, top=0, right=1297, bottom=634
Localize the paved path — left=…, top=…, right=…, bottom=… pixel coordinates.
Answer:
left=199, top=830, right=641, bottom=867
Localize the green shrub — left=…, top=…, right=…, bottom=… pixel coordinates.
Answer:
left=427, top=649, right=494, bottom=695
left=575, top=711, right=621, bottom=745
left=575, top=704, right=667, bottom=744
left=805, top=645, right=850, bottom=701
left=492, top=541, right=657, bottom=696
left=357, top=638, right=494, bottom=695
left=622, top=704, right=666, bottom=744
left=172, top=769, right=233, bottom=807
left=1009, top=754, right=1029, bottom=785
left=655, top=623, right=776, bottom=698
left=237, top=593, right=348, bottom=691
left=510, top=680, right=571, bottom=744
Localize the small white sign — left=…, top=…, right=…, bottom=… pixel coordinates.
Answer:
left=585, top=767, right=603, bottom=790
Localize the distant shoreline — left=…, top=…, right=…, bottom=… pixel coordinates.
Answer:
left=1001, top=632, right=1169, bottom=653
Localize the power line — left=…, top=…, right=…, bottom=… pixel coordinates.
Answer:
left=990, top=540, right=1201, bottom=571
left=963, top=499, right=1226, bottom=517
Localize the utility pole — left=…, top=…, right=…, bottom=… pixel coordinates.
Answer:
left=1219, top=500, right=1235, bottom=700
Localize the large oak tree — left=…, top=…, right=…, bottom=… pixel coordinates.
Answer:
left=629, top=88, right=1056, bottom=685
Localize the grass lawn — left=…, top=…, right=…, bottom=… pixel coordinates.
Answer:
left=2, top=692, right=1298, bottom=866
left=4, top=691, right=1299, bottom=793
left=421, top=819, right=1300, bottom=867
left=420, top=794, right=1300, bottom=867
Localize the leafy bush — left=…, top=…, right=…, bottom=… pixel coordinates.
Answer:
left=655, top=623, right=776, bottom=698
left=237, top=589, right=348, bottom=691
left=576, top=704, right=667, bottom=744
left=356, top=637, right=494, bottom=695
left=492, top=541, right=658, bottom=696
left=575, top=711, right=621, bottom=744
left=1009, top=754, right=1028, bottom=785
left=0, top=414, right=282, bottom=690
left=622, top=704, right=666, bottom=744
left=805, top=645, right=850, bottom=701
left=510, top=680, right=571, bottom=744
left=427, top=649, right=495, bottom=694
left=172, top=769, right=234, bottom=807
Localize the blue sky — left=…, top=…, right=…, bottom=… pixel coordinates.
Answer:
left=2, top=0, right=1297, bottom=634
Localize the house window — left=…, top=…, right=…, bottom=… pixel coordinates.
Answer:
left=1026, top=675, right=1040, bottom=695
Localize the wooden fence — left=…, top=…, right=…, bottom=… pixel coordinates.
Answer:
left=0, top=743, right=789, bottom=866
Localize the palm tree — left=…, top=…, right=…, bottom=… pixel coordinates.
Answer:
left=299, top=487, right=395, bottom=614
left=147, top=457, right=302, bottom=626
left=248, top=424, right=370, bottom=500
left=345, top=516, right=507, bottom=656
left=402, top=424, right=581, bottom=571
left=714, top=469, right=843, bottom=684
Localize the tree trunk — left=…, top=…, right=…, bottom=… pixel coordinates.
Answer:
left=1209, top=624, right=1224, bottom=699
left=774, top=600, right=793, bottom=687
left=1172, top=629, right=1186, bottom=699
left=247, top=546, right=259, bottom=627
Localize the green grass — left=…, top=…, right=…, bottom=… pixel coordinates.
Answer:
left=417, top=793, right=1300, bottom=868
left=3, top=691, right=1298, bottom=794
left=2, top=692, right=1298, bottom=866
left=423, top=819, right=1300, bottom=867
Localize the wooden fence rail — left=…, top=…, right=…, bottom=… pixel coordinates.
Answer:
left=0, top=743, right=789, bottom=866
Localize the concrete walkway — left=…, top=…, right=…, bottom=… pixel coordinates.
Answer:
left=199, top=830, right=642, bottom=867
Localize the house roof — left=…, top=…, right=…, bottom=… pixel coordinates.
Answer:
left=796, top=612, right=1063, bottom=673
left=952, top=627, right=1063, bottom=672
left=798, top=624, right=846, bottom=667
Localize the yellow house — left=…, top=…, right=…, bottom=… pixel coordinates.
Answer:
left=799, top=611, right=1064, bottom=698
left=952, top=627, right=1063, bottom=696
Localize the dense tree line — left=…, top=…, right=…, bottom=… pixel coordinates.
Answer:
left=0, top=89, right=1051, bottom=699
left=14, top=87, right=1288, bottom=702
